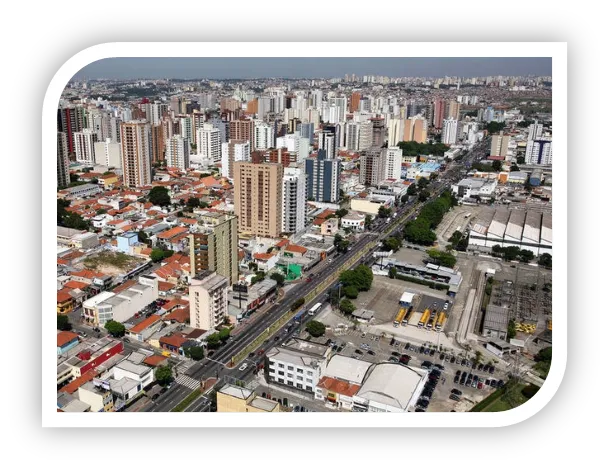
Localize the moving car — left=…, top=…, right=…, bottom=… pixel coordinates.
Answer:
left=238, top=363, right=248, bottom=371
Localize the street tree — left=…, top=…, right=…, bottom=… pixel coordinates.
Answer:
left=186, top=346, right=205, bottom=361
left=377, top=206, right=392, bottom=219
left=57, top=315, right=72, bottom=331
left=343, top=285, right=359, bottom=299
left=155, top=365, right=173, bottom=386
left=339, top=299, right=356, bottom=315
left=270, top=272, right=285, bottom=287
left=364, top=215, right=372, bottom=230
left=305, top=320, right=326, bottom=338
left=104, top=320, right=126, bottom=338
left=335, top=208, right=348, bottom=219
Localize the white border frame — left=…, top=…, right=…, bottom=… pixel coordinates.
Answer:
left=44, top=42, right=566, bottom=427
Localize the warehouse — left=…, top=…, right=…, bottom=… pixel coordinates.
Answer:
left=468, top=208, right=552, bottom=255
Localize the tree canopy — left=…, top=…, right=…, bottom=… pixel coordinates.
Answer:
left=538, top=253, right=552, bottom=269
left=155, top=365, right=173, bottom=386
left=148, top=186, right=170, bottom=206
left=397, top=141, right=449, bottom=157
left=57, top=199, right=90, bottom=230
left=335, top=208, right=348, bottom=218
left=305, top=320, right=326, bottom=338
left=426, top=248, right=457, bottom=268
left=339, top=264, right=373, bottom=292
left=270, top=272, right=285, bottom=287
left=104, top=320, right=126, bottom=337
left=185, top=346, right=205, bottom=361
left=484, top=122, right=506, bottom=134
left=382, top=237, right=402, bottom=252
left=377, top=206, right=392, bottom=219
left=57, top=315, right=72, bottom=331
left=343, top=285, right=359, bottom=299
left=339, top=299, right=356, bottom=315
left=186, top=197, right=201, bottom=209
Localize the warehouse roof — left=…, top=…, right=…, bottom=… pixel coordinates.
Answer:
left=356, top=363, right=426, bottom=411
left=324, top=355, right=372, bottom=385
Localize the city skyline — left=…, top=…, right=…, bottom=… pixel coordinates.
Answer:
left=73, top=57, right=552, bottom=80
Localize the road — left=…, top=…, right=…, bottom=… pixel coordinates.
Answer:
left=139, top=384, right=193, bottom=412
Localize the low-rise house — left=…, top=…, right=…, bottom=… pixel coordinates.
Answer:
left=57, top=331, right=80, bottom=356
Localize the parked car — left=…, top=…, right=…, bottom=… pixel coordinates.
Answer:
left=483, top=364, right=490, bottom=372
left=453, top=375, right=460, bottom=383
left=419, top=345, right=425, bottom=354
left=477, top=382, right=484, bottom=389
left=421, top=361, right=433, bottom=369
left=439, top=353, right=445, bottom=360
left=489, top=366, right=495, bottom=374
left=238, top=363, right=248, bottom=371
left=461, top=358, right=467, bottom=366
left=388, top=356, right=399, bottom=363
left=455, top=370, right=462, bottom=377
left=367, top=350, right=376, bottom=356
left=497, top=379, right=505, bottom=388
left=449, top=394, right=460, bottom=401
left=450, top=356, right=456, bottom=364
left=354, top=349, right=363, bottom=355
left=429, top=349, right=436, bottom=357
left=451, top=389, right=463, bottom=396
left=391, top=351, right=401, bottom=357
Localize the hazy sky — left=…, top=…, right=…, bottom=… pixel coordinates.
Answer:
left=73, top=57, right=551, bottom=80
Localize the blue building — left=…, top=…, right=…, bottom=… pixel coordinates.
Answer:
left=305, top=150, right=341, bottom=203
left=117, top=232, right=139, bottom=254
left=297, top=122, right=315, bottom=144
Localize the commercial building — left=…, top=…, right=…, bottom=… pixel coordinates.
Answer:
left=189, top=272, right=229, bottom=331
left=490, top=131, right=510, bottom=159
left=61, top=337, right=124, bottom=377
left=82, top=275, right=158, bottom=326
left=451, top=178, right=497, bottom=200
left=196, top=124, right=221, bottom=163
left=120, top=120, right=152, bottom=188
left=221, top=139, right=250, bottom=180
left=57, top=131, right=70, bottom=188
left=189, top=215, right=239, bottom=285
left=234, top=162, right=283, bottom=238
left=385, top=260, right=463, bottom=293
left=350, top=193, right=394, bottom=215
left=403, top=117, right=428, bottom=143
left=525, top=139, right=552, bottom=165
left=281, top=164, right=307, bottom=234
left=305, top=150, right=341, bottom=203
left=468, top=207, right=552, bottom=255
left=267, top=338, right=331, bottom=393
left=352, top=363, right=428, bottom=413
left=216, top=384, right=280, bottom=412
left=77, top=380, right=114, bottom=412
left=165, top=135, right=190, bottom=170
left=315, top=355, right=372, bottom=410
left=340, top=211, right=367, bottom=231
left=56, top=226, right=99, bottom=249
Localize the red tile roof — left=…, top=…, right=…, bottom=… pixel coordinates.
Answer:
left=160, top=334, right=188, bottom=348
left=63, top=280, right=90, bottom=290
left=254, top=252, right=274, bottom=261
left=157, top=226, right=188, bottom=240
left=285, top=244, right=307, bottom=254
left=128, top=315, right=162, bottom=334
left=161, top=298, right=189, bottom=312
left=57, top=331, right=79, bottom=347
left=143, top=355, right=168, bottom=367
left=164, top=306, right=190, bottom=323
left=317, top=376, right=360, bottom=397
left=158, top=281, right=174, bottom=292
left=57, top=290, right=73, bottom=304
left=275, top=239, right=289, bottom=248
left=59, top=369, right=99, bottom=395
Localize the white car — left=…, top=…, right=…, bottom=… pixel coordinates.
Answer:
left=238, top=363, right=248, bottom=371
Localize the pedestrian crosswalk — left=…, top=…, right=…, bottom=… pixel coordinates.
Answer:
left=175, top=374, right=200, bottom=390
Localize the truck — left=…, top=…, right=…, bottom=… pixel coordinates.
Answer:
left=402, top=306, right=414, bottom=326
left=436, top=312, right=446, bottom=331
left=418, top=309, right=430, bottom=328
left=394, top=308, right=407, bottom=327
left=426, top=309, right=437, bottom=330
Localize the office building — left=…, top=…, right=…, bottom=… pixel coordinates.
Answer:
left=189, top=272, right=229, bottom=331
left=221, top=139, right=251, bottom=180
left=234, top=162, right=283, bottom=237
left=441, top=118, right=458, bottom=145
left=305, top=150, right=341, bottom=203
left=403, top=117, right=428, bottom=144
left=74, top=129, right=98, bottom=166
left=490, top=131, right=510, bottom=159
left=189, top=215, right=239, bottom=285
left=165, top=135, right=190, bottom=170
left=254, top=122, right=275, bottom=150
left=282, top=164, right=307, bottom=234
left=196, top=124, right=221, bottom=163
left=57, top=131, right=70, bottom=188
left=525, top=139, right=553, bottom=165
left=229, top=119, right=256, bottom=148
left=120, top=120, right=152, bottom=188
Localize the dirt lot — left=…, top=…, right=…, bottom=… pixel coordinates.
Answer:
left=79, top=250, right=144, bottom=275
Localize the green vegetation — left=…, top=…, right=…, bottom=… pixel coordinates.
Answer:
left=335, top=208, right=348, bottom=218
left=516, top=156, right=525, bottom=165
left=397, top=141, right=449, bottom=157
left=517, top=119, right=535, bottom=128
left=382, top=237, right=402, bottom=252
left=270, top=272, right=285, bottom=287
left=184, top=346, right=205, bottom=361
left=492, top=160, right=503, bottom=172
left=402, top=190, right=456, bottom=245
left=343, top=285, right=359, bottom=299
left=186, top=197, right=201, bottom=209
left=364, top=215, right=372, bottom=230
left=339, top=299, right=356, bottom=314
left=305, top=320, right=326, bottom=337
left=491, top=245, right=535, bottom=263
left=251, top=271, right=266, bottom=285
left=393, top=272, right=450, bottom=290
left=150, top=247, right=174, bottom=263
left=104, top=320, right=126, bottom=338
left=171, top=389, right=201, bottom=412
left=388, top=266, right=397, bottom=279
left=339, top=264, right=373, bottom=292
left=426, top=248, right=457, bottom=268
left=206, top=328, right=231, bottom=349
left=507, top=319, right=517, bottom=340
left=377, top=206, right=392, bottom=219
left=484, top=122, right=506, bottom=134
left=470, top=380, right=538, bottom=412
left=538, top=253, right=552, bottom=269
left=291, top=297, right=305, bottom=312
left=84, top=251, right=141, bottom=270
left=448, top=230, right=469, bottom=251
left=418, top=189, right=431, bottom=202
left=533, top=347, right=552, bottom=379
left=57, top=199, right=90, bottom=230
left=406, top=184, right=418, bottom=196
left=148, top=186, right=170, bottom=206
left=510, top=164, right=520, bottom=172
left=57, top=315, right=72, bottom=331
left=334, top=234, right=350, bottom=253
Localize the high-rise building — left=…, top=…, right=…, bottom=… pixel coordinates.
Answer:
left=74, top=129, right=98, bottom=166
left=209, top=117, right=228, bottom=143
left=318, top=131, right=336, bottom=160
left=281, top=164, right=307, bottom=234
left=58, top=106, right=86, bottom=154
left=358, top=121, right=373, bottom=150
left=371, top=118, right=386, bottom=147
left=359, top=147, right=384, bottom=186
left=109, top=116, right=122, bottom=144
left=165, top=135, right=190, bottom=170
left=490, top=131, right=510, bottom=159
left=525, top=139, right=552, bottom=165
left=57, top=132, right=70, bottom=188
left=221, top=139, right=250, bottom=180
left=447, top=101, right=461, bottom=120
left=387, top=118, right=404, bottom=147
left=189, top=215, right=239, bottom=285
left=403, top=117, right=428, bottom=144
left=350, top=92, right=361, bottom=113
left=120, top=120, right=152, bottom=188
left=441, top=118, right=458, bottom=145
left=383, top=147, right=403, bottom=181
left=170, top=96, right=181, bottom=115
left=94, top=139, right=122, bottom=168
left=305, top=150, right=341, bottom=203
left=189, top=272, right=229, bottom=331
left=179, top=116, right=193, bottom=144
left=297, top=122, right=315, bottom=144
left=528, top=121, right=544, bottom=141
left=229, top=119, right=255, bottom=148
left=345, top=122, right=360, bottom=151
left=150, top=124, right=165, bottom=163
left=196, top=124, right=221, bottom=163
left=234, top=162, right=283, bottom=237
left=433, top=100, right=446, bottom=129
left=254, top=122, right=275, bottom=150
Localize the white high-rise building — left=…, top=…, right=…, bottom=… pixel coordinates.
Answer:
left=387, top=118, right=404, bottom=147
left=196, top=125, right=221, bottom=163
left=281, top=164, right=307, bottom=233
left=94, top=139, right=122, bottom=168
left=221, top=140, right=251, bottom=180
left=318, top=131, right=335, bottom=159
left=345, top=122, right=360, bottom=151
left=166, top=135, right=190, bottom=170
left=189, top=273, right=229, bottom=331
left=180, top=116, right=193, bottom=144
left=441, top=118, right=458, bottom=145
left=74, top=129, right=98, bottom=165
left=311, top=89, right=323, bottom=110
left=528, top=121, right=544, bottom=141
left=120, top=120, right=152, bottom=188
left=57, top=131, right=69, bottom=188
left=254, top=122, right=275, bottom=150
left=383, top=147, right=403, bottom=181
left=525, top=139, right=552, bottom=165
left=358, top=121, right=373, bottom=150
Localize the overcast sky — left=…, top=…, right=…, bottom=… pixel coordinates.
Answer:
left=73, top=57, right=551, bottom=80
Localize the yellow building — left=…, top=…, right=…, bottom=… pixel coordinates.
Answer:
left=216, top=384, right=281, bottom=413
left=57, top=290, right=74, bottom=314
left=99, top=173, right=119, bottom=188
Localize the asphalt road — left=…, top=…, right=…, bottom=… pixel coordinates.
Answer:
left=147, top=384, right=193, bottom=412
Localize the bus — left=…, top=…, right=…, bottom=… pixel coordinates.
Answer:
left=393, top=308, right=407, bottom=327
left=418, top=309, right=430, bottom=328
left=308, top=302, right=323, bottom=316
left=426, top=310, right=437, bottom=330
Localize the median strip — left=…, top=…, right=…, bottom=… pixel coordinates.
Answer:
left=171, top=388, right=202, bottom=412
